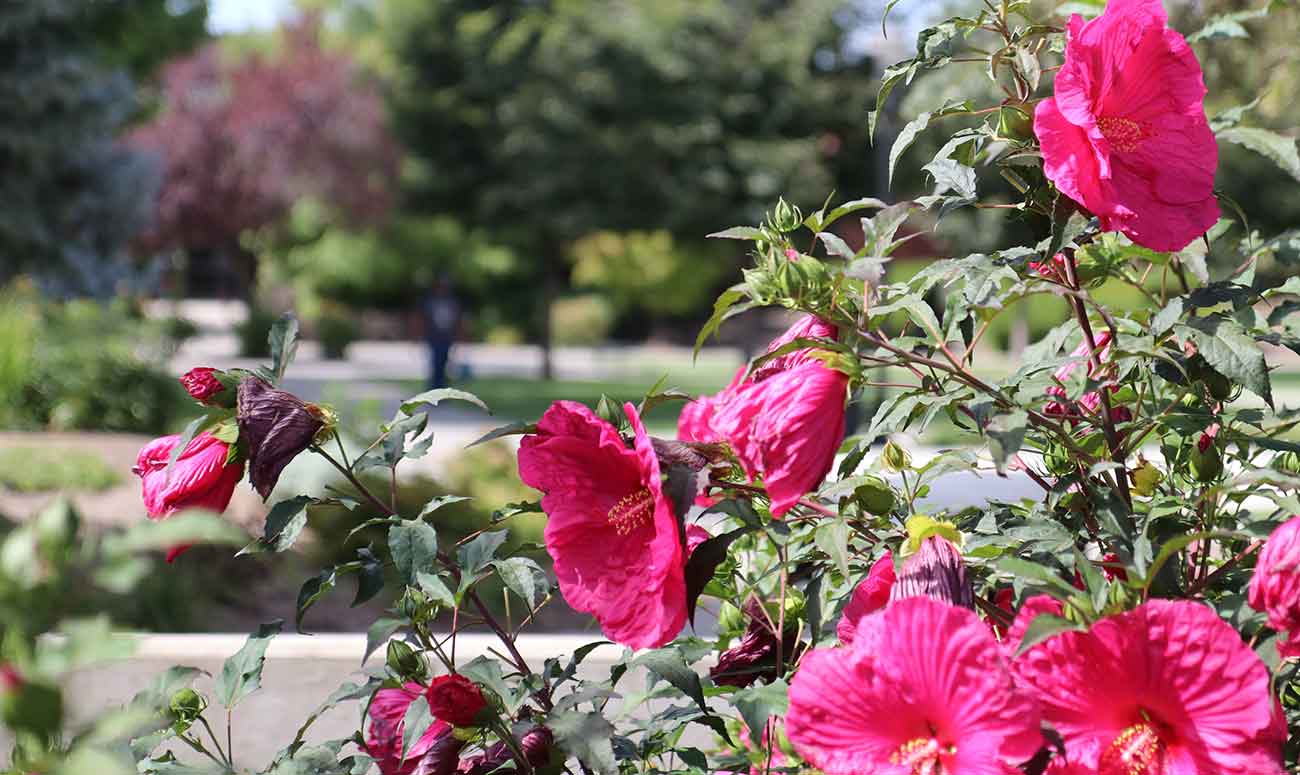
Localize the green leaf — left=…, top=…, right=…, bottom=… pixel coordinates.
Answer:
left=215, top=620, right=283, bottom=708
left=1014, top=44, right=1041, bottom=91
left=922, top=158, right=976, bottom=199
left=732, top=680, right=788, bottom=742
left=108, top=511, right=248, bottom=555
left=872, top=296, right=942, bottom=341
left=468, top=421, right=537, bottom=448
left=548, top=711, right=617, bottom=775
left=889, top=112, right=931, bottom=186
left=683, top=526, right=751, bottom=625
left=997, top=558, right=1077, bottom=595
left=707, top=226, right=766, bottom=241
left=814, top=520, right=851, bottom=577
left=418, top=495, right=471, bottom=519
left=821, top=197, right=888, bottom=229
left=245, top=495, right=315, bottom=554
left=986, top=411, right=1028, bottom=475
left=163, top=410, right=226, bottom=479
left=400, top=695, right=434, bottom=760
left=415, top=572, right=456, bottom=607
left=816, top=232, right=854, bottom=260
left=1218, top=127, right=1300, bottom=182
left=399, top=388, right=490, bottom=415
left=633, top=647, right=708, bottom=712
left=694, top=286, right=747, bottom=356
left=491, top=557, right=549, bottom=608
left=457, top=530, right=509, bottom=579
left=388, top=520, right=439, bottom=584
left=1176, top=317, right=1272, bottom=406
left=269, top=313, right=300, bottom=384
left=1013, top=614, right=1082, bottom=656
left=363, top=618, right=403, bottom=666
left=296, top=568, right=338, bottom=633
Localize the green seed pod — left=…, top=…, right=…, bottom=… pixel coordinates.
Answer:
left=771, top=197, right=803, bottom=233
left=1275, top=451, right=1300, bottom=476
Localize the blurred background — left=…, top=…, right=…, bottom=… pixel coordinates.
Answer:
left=0, top=0, right=1295, bottom=634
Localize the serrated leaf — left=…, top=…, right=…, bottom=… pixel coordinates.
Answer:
left=633, top=648, right=707, bottom=712
left=1219, top=127, right=1300, bottom=182
left=363, top=619, right=402, bottom=666
left=694, top=287, right=747, bottom=356
left=814, top=520, right=851, bottom=577
left=548, top=711, right=617, bottom=775
left=245, top=495, right=315, bottom=554
left=986, top=411, right=1027, bottom=475
left=388, top=521, right=439, bottom=584
left=1177, top=317, right=1272, bottom=406
left=889, top=112, right=931, bottom=186
left=415, top=572, right=456, bottom=607
left=215, top=620, right=283, bottom=708
left=707, top=226, right=766, bottom=240
left=468, top=421, right=537, bottom=448
left=399, top=388, right=490, bottom=415
left=816, top=232, right=854, bottom=260
left=296, top=568, right=337, bottom=633
left=491, top=557, right=548, bottom=608
left=732, top=680, right=788, bottom=743
left=269, top=313, right=300, bottom=384
left=1014, top=614, right=1081, bottom=655
left=922, top=158, right=976, bottom=199
left=400, top=695, right=434, bottom=760
left=457, top=530, right=509, bottom=579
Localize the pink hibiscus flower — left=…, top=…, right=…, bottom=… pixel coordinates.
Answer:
left=1034, top=0, right=1218, bottom=252
left=517, top=400, right=687, bottom=649
left=1015, top=599, right=1285, bottom=774
left=709, top=316, right=848, bottom=517
left=836, top=552, right=896, bottom=645
left=1044, top=332, right=1129, bottom=423
left=133, top=431, right=245, bottom=562
left=787, top=597, right=1043, bottom=775
left=1249, top=516, right=1300, bottom=655
left=366, top=683, right=463, bottom=775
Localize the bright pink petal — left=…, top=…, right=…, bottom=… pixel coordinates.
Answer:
left=1016, top=600, right=1284, bottom=773
left=837, top=552, right=896, bottom=645
left=789, top=597, right=1042, bottom=775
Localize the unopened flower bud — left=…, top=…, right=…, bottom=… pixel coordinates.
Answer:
left=889, top=536, right=974, bottom=609
left=882, top=440, right=911, bottom=473
left=853, top=478, right=895, bottom=515
left=180, top=367, right=231, bottom=405
left=521, top=725, right=553, bottom=767
left=710, top=599, right=804, bottom=688
left=236, top=377, right=324, bottom=499
left=426, top=674, right=487, bottom=727
left=387, top=640, right=427, bottom=682
left=1190, top=432, right=1222, bottom=482
left=772, top=197, right=802, bottom=232
left=1275, top=452, right=1300, bottom=476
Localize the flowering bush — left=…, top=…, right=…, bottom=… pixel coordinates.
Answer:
left=6, top=0, right=1300, bottom=773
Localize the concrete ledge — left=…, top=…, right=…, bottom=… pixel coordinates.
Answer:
left=60, top=633, right=627, bottom=768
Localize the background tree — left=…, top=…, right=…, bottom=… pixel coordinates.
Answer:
left=130, top=15, right=401, bottom=298
left=0, top=0, right=207, bottom=294
left=365, top=0, right=880, bottom=374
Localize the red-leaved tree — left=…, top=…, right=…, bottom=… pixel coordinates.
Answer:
left=131, top=15, right=399, bottom=294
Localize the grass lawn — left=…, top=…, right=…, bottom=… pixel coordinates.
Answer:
left=0, top=446, right=121, bottom=493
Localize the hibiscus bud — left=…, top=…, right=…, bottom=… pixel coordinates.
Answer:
left=889, top=536, right=974, bottom=610
left=710, top=600, right=804, bottom=688
left=521, top=725, right=553, bottom=767
left=425, top=674, right=487, bottom=727
left=852, top=478, right=895, bottom=515
left=387, top=640, right=428, bottom=682
left=1275, top=452, right=1300, bottom=476
left=1189, top=432, right=1222, bottom=482
left=168, top=688, right=206, bottom=732
left=784, top=247, right=799, bottom=261
left=179, top=366, right=235, bottom=407
left=772, top=197, right=802, bottom=232
left=0, top=665, right=21, bottom=693
left=236, top=377, right=324, bottom=499
left=882, top=440, right=911, bottom=472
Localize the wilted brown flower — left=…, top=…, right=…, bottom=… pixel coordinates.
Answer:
left=236, top=377, right=324, bottom=499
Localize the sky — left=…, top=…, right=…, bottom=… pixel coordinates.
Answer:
left=207, top=0, right=296, bottom=34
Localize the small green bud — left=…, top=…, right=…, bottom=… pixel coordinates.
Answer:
left=771, top=197, right=802, bottom=233
left=717, top=601, right=745, bottom=634
left=882, top=440, right=911, bottom=473
left=387, top=639, right=428, bottom=681
left=996, top=106, right=1033, bottom=141
left=1179, top=392, right=1201, bottom=409
left=1275, top=451, right=1300, bottom=476
left=169, top=688, right=206, bottom=719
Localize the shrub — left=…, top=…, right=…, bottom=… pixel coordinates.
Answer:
left=0, top=448, right=121, bottom=493
left=550, top=294, right=615, bottom=345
